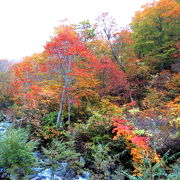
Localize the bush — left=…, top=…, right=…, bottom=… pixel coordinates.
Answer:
left=0, top=127, right=38, bottom=179
left=42, top=139, right=84, bottom=179
left=0, top=110, right=4, bottom=121
left=90, top=143, right=114, bottom=179
left=117, top=152, right=180, bottom=180
left=42, top=111, right=57, bottom=128
left=71, top=119, right=131, bottom=178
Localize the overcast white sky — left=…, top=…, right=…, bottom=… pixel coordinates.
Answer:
left=0, top=0, right=152, bottom=60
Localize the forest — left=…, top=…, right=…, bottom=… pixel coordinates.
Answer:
left=0, top=0, right=179, bottom=179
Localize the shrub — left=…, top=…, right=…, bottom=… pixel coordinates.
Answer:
left=112, top=117, right=160, bottom=176
left=42, top=139, right=84, bottom=179
left=90, top=143, right=114, bottom=179
left=118, top=154, right=180, bottom=180
left=71, top=117, right=130, bottom=178
left=0, top=127, right=38, bottom=179
left=0, top=110, right=4, bottom=121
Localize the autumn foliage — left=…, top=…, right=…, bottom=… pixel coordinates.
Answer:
left=112, top=117, right=159, bottom=176
left=2, top=0, right=179, bottom=178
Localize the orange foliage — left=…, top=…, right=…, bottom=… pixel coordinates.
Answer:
left=112, top=117, right=159, bottom=175
left=45, top=25, right=101, bottom=107
left=12, top=53, right=62, bottom=110
left=139, top=0, right=179, bottom=21
left=125, top=101, right=137, bottom=107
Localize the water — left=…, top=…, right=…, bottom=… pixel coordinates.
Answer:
left=0, top=121, right=12, bottom=134
left=32, top=168, right=90, bottom=180
left=0, top=120, right=90, bottom=180
left=31, top=155, right=90, bottom=180
left=32, top=168, right=62, bottom=180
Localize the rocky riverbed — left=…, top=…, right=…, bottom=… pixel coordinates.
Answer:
left=0, top=115, right=90, bottom=180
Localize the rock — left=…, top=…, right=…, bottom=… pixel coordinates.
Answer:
left=0, top=122, right=12, bottom=134
left=0, top=113, right=6, bottom=122
left=0, top=168, right=8, bottom=179
left=31, top=168, right=56, bottom=180
left=31, top=161, right=90, bottom=180
left=77, top=171, right=90, bottom=180
left=80, top=156, right=85, bottom=165
left=0, top=121, right=90, bottom=180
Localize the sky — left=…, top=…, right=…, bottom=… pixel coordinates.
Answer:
left=0, top=0, right=152, bottom=61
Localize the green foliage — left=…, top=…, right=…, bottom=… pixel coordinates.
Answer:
left=71, top=98, right=122, bottom=150
left=0, top=110, right=3, bottom=121
left=71, top=121, right=111, bottom=161
left=87, top=110, right=109, bottom=128
left=1, top=1, right=179, bottom=179
left=128, top=108, right=140, bottom=115
left=42, top=111, right=57, bottom=128
left=39, top=111, right=66, bottom=140
left=116, top=152, right=180, bottom=180
left=90, top=143, right=113, bottom=179
left=166, top=163, right=180, bottom=180
left=11, top=104, right=25, bottom=120
left=88, top=141, right=129, bottom=179
left=42, top=139, right=84, bottom=178
left=0, top=127, right=38, bottom=179
left=134, top=129, right=146, bottom=136
left=131, top=0, right=180, bottom=72
left=0, top=60, right=14, bottom=108
left=86, top=98, right=122, bottom=126
left=73, top=20, right=96, bottom=42
left=143, top=88, right=167, bottom=108
left=71, top=110, right=133, bottom=178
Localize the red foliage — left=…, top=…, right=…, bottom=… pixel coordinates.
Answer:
left=112, top=117, right=159, bottom=175
left=97, top=57, right=129, bottom=96
left=45, top=26, right=101, bottom=106
left=125, top=101, right=137, bottom=107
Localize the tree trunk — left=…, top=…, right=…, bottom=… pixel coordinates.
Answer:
left=68, top=100, right=71, bottom=124
left=56, top=88, right=65, bottom=128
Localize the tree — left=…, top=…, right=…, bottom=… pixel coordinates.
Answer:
left=131, top=0, right=180, bottom=72
left=97, top=57, right=129, bottom=101
left=96, top=13, right=122, bottom=66
left=73, top=20, right=96, bottom=43
left=0, top=127, right=37, bottom=179
left=12, top=57, right=40, bottom=108
left=42, top=140, right=83, bottom=179
left=0, top=59, right=13, bottom=108
left=45, top=25, right=99, bottom=128
left=113, top=29, right=138, bottom=75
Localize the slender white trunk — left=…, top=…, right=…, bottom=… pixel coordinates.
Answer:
left=56, top=88, right=65, bottom=128
left=56, top=54, right=73, bottom=128
left=68, top=100, right=71, bottom=124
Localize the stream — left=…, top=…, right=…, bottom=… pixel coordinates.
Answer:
left=0, top=115, right=90, bottom=180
